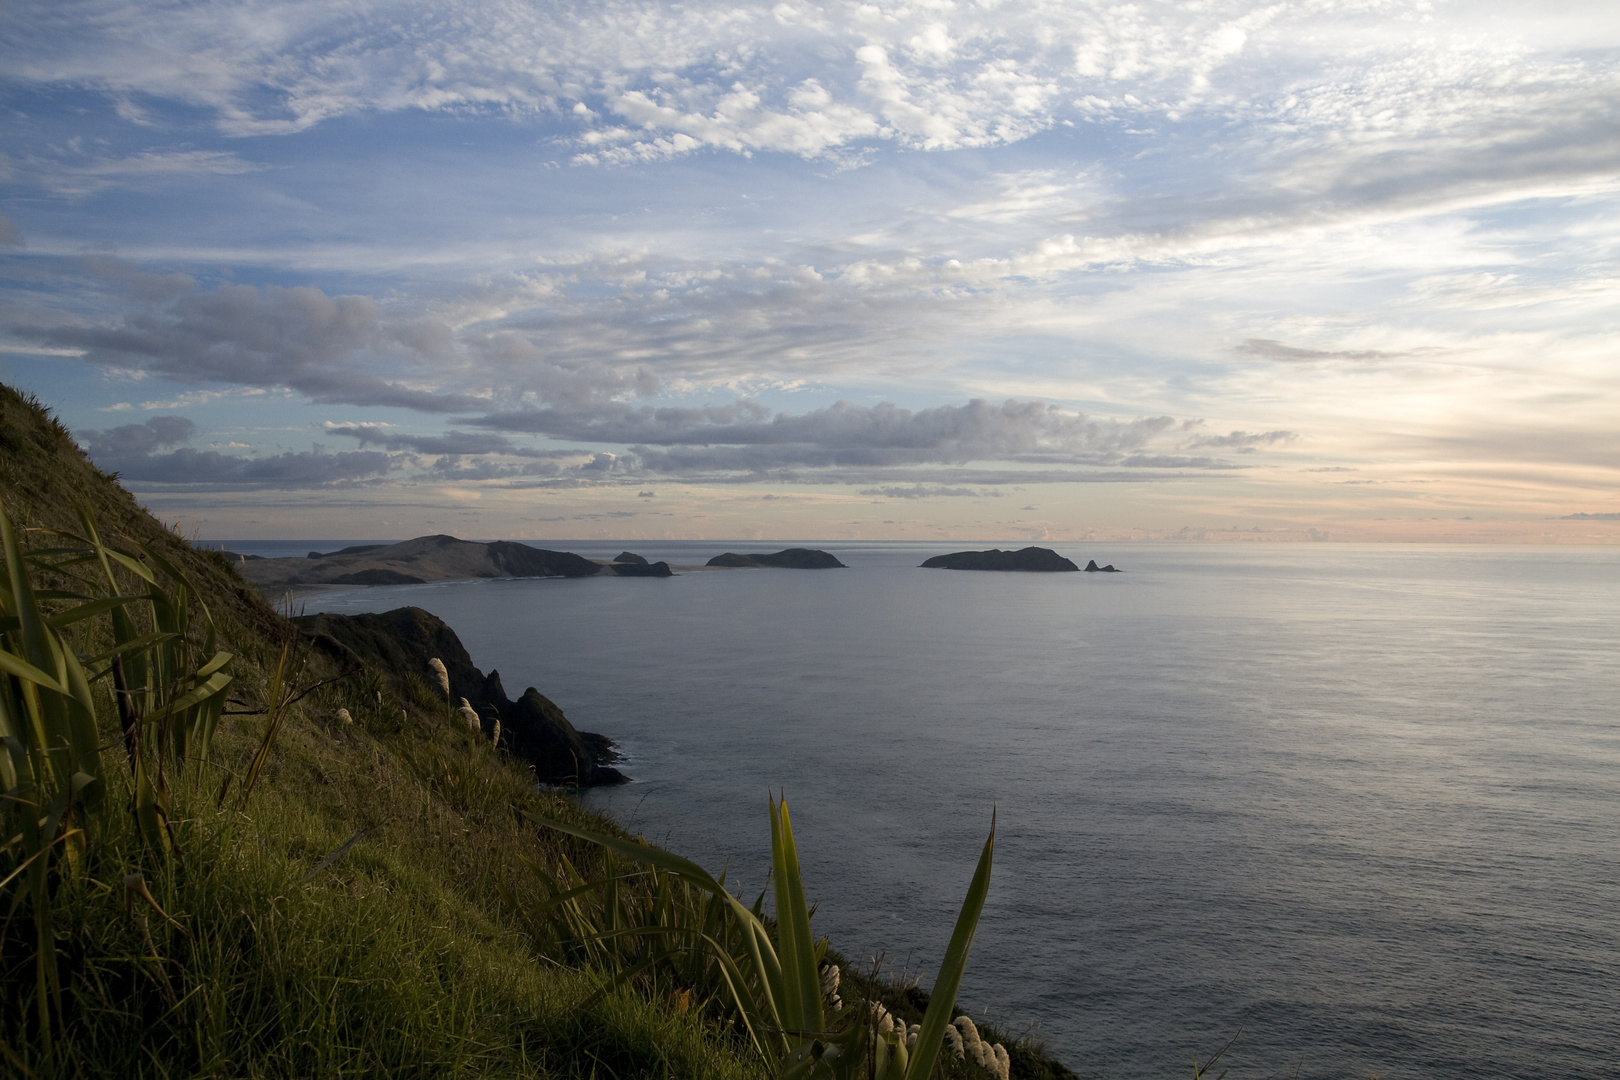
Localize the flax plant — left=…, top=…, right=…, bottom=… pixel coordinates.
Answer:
left=530, top=796, right=995, bottom=1080
left=1, top=498, right=234, bottom=1051
left=0, top=503, right=104, bottom=1053
left=67, top=507, right=233, bottom=851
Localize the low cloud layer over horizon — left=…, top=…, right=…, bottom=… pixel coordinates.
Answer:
left=3, top=0, right=1617, bottom=541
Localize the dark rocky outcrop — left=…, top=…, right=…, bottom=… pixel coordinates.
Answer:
left=610, top=560, right=673, bottom=577
left=1084, top=560, right=1121, bottom=573
left=614, top=551, right=649, bottom=565
left=920, top=547, right=1080, bottom=572
left=705, top=548, right=846, bottom=569
left=238, top=534, right=607, bottom=590
left=295, top=606, right=628, bottom=786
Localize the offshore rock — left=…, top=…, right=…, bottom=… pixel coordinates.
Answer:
left=1084, top=560, right=1121, bottom=572
left=921, top=547, right=1080, bottom=572
left=705, top=548, right=847, bottom=569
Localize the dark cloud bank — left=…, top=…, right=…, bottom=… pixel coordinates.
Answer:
left=46, top=269, right=1294, bottom=491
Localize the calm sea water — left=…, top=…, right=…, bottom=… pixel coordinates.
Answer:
left=280, top=541, right=1620, bottom=1079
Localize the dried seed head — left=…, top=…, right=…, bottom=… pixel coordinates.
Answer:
left=336, top=708, right=353, bottom=725
left=427, top=657, right=450, bottom=696
left=457, top=698, right=480, bottom=730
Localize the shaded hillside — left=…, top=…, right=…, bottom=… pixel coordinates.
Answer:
left=0, top=384, right=284, bottom=646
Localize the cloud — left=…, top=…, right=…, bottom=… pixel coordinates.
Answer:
left=467, top=398, right=1199, bottom=473
left=859, top=484, right=997, bottom=498
left=105, top=447, right=400, bottom=487
left=324, top=425, right=519, bottom=456
left=11, top=269, right=664, bottom=415
left=1236, top=339, right=1407, bottom=364
left=12, top=0, right=1610, bottom=189
left=77, top=413, right=402, bottom=488
left=0, top=147, right=269, bottom=199
left=0, top=215, right=23, bottom=247
left=79, top=415, right=196, bottom=456
left=1184, top=429, right=1298, bottom=450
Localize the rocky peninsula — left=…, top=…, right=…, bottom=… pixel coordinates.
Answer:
left=233, top=534, right=671, bottom=589
left=921, top=546, right=1080, bottom=571
left=296, top=606, right=627, bottom=786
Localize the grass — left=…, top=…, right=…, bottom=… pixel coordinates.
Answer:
left=2, top=565, right=762, bottom=1078
left=0, top=382, right=761, bottom=1078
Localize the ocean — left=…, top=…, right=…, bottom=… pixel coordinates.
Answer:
left=261, top=540, right=1620, bottom=1079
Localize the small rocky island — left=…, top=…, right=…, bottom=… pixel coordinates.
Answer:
left=705, top=548, right=847, bottom=569
left=296, top=606, right=628, bottom=786
left=921, top=547, right=1080, bottom=571
left=232, top=534, right=671, bottom=589
left=607, top=551, right=675, bottom=577
left=1085, top=560, right=1122, bottom=572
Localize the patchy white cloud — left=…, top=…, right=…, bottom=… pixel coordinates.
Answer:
left=0, top=147, right=268, bottom=199
left=7, top=0, right=1614, bottom=176
left=3, top=0, right=1619, bottom=530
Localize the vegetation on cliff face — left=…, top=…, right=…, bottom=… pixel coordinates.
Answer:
left=0, top=382, right=1076, bottom=1079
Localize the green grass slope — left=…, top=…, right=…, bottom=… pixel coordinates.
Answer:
left=0, top=383, right=759, bottom=1078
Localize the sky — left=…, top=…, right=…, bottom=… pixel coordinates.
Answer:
left=1, top=0, right=1617, bottom=543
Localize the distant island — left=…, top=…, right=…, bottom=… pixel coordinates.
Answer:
left=232, top=534, right=672, bottom=589
left=921, top=547, right=1080, bottom=572
left=705, top=548, right=847, bottom=569
left=1085, top=560, right=1122, bottom=572
left=608, top=551, right=674, bottom=577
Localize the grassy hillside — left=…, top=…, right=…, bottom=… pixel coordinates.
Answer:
left=0, top=383, right=1077, bottom=1080
left=0, top=384, right=759, bottom=1077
